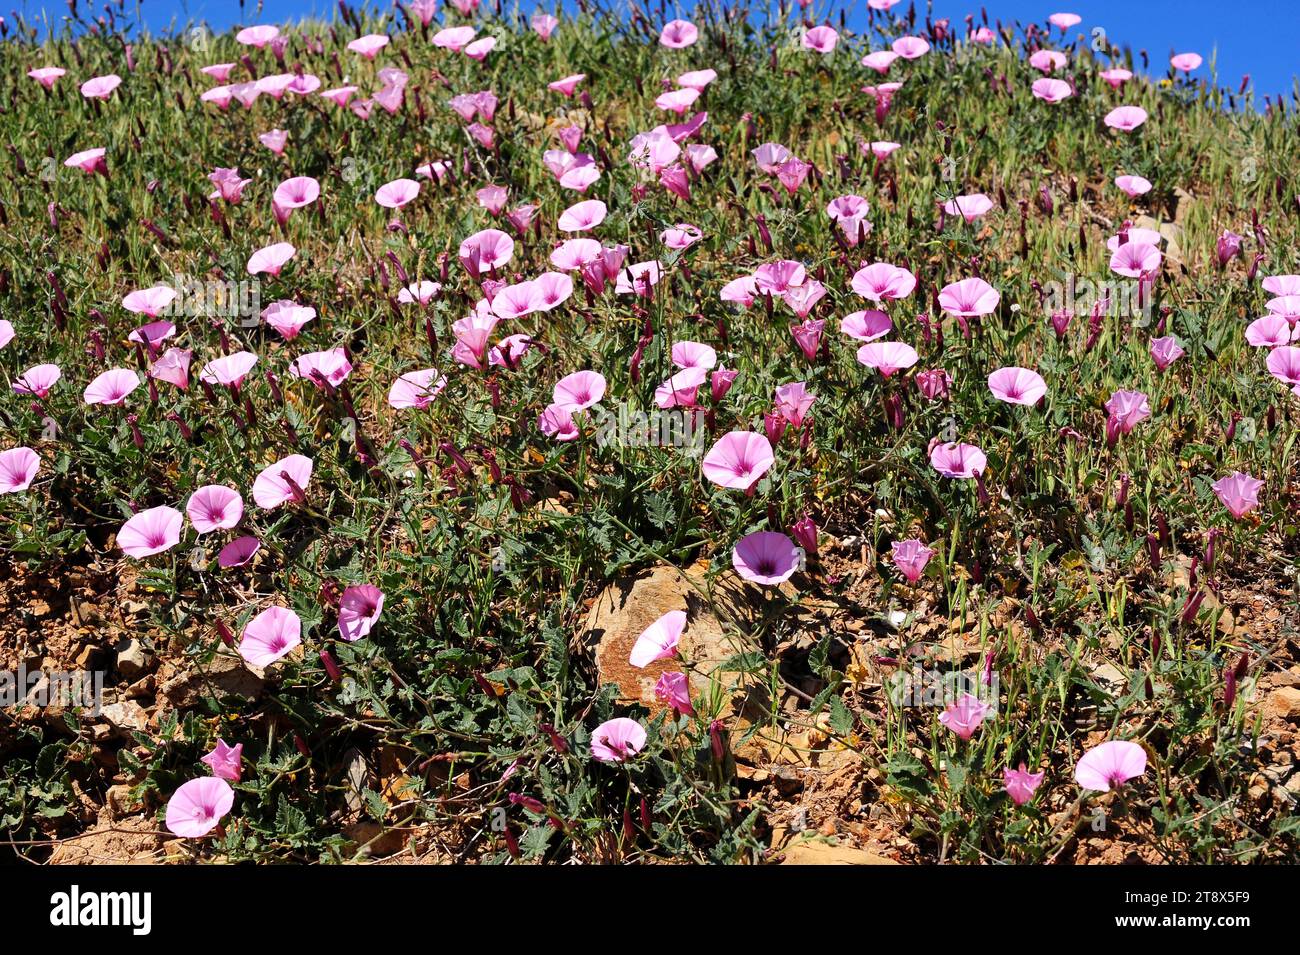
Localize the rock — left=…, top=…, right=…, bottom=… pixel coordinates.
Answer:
left=101, top=700, right=149, bottom=734
left=75, top=645, right=105, bottom=670
left=342, top=821, right=410, bottom=859
left=586, top=565, right=752, bottom=716
left=48, top=813, right=164, bottom=865
left=777, top=837, right=899, bottom=865
left=159, top=651, right=265, bottom=709
left=1266, top=687, right=1300, bottom=722
left=114, top=637, right=153, bottom=680
left=105, top=784, right=138, bottom=817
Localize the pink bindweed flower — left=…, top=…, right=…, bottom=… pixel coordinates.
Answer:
left=80, top=74, right=122, bottom=99
left=1028, top=49, right=1067, bottom=73
left=239, top=605, right=301, bottom=666
left=891, top=36, right=930, bottom=59
left=1104, top=389, right=1151, bottom=434
left=866, top=140, right=902, bottom=160
left=548, top=73, right=586, bottom=96
left=856, top=341, right=919, bottom=377
left=661, top=223, right=703, bottom=250
left=253, top=454, right=313, bottom=509
left=219, top=536, right=260, bottom=569
left=672, top=341, right=718, bottom=370
left=1170, top=52, right=1202, bottom=73
left=590, top=717, right=647, bottom=762
left=464, top=37, right=497, bottom=61
left=790, top=318, right=824, bottom=360
left=1149, top=335, right=1185, bottom=370
left=802, top=25, right=838, bottom=53
left=458, top=229, right=515, bottom=275
left=929, top=441, right=987, bottom=478
left=943, top=193, right=994, bottom=222
left=338, top=584, right=385, bottom=641
left=475, top=185, right=508, bottom=216
left=1109, top=241, right=1162, bottom=278
left=558, top=199, right=607, bottom=232
left=1003, top=763, right=1045, bottom=805
left=659, top=19, right=698, bottom=49
left=553, top=370, right=606, bottom=412
left=677, top=68, right=717, bottom=91
left=28, top=66, right=66, bottom=89
left=199, top=352, right=258, bottom=388
left=1246, top=316, right=1293, bottom=349
left=84, top=368, right=140, bottom=405
left=987, top=366, right=1047, bottom=405
left=128, top=321, right=175, bottom=355
left=272, top=176, right=320, bottom=224
left=0, top=447, right=40, bottom=494
left=398, top=281, right=442, bottom=305
left=186, top=485, right=244, bottom=533
left=939, top=277, right=1000, bottom=317
left=654, top=366, right=707, bottom=409
left=347, top=34, right=390, bottom=58
left=1114, top=174, right=1152, bottom=197
left=1267, top=296, right=1300, bottom=323
left=165, top=777, right=234, bottom=838
left=616, top=261, right=662, bottom=297
left=916, top=368, right=953, bottom=401
left=1032, top=77, right=1073, bottom=103
left=655, top=672, right=694, bottom=715
left=852, top=262, right=916, bottom=302
left=13, top=364, right=61, bottom=398
left=628, top=610, right=686, bottom=667
left=432, top=26, right=477, bottom=52
left=1262, top=274, right=1300, bottom=297
left=891, top=539, right=934, bottom=583
left=751, top=142, right=792, bottom=175
left=260, top=300, right=316, bottom=340
left=754, top=260, right=806, bottom=296
left=149, top=348, right=192, bottom=390
left=775, top=157, right=812, bottom=195
left=209, top=167, right=252, bottom=203
left=826, top=195, right=871, bottom=245
left=1104, top=105, right=1148, bottom=132
left=732, top=531, right=801, bottom=585
left=861, top=50, right=899, bottom=74
left=247, top=242, right=296, bottom=277
left=259, top=129, right=289, bottom=154
left=1074, top=739, right=1147, bottom=791
left=840, top=310, right=893, bottom=342
left=375, top=178, right=420, bottom=209
left=938, top=692, right=992, bottom=740
left=538, top=403, right=580, bottom=442
left=1099, top=67, right=1132, bottom=88
left=656, top=87, right=700, bottom=114
left=1048, top=12, right=1082, bottom=30
left=1212, top=471, right=1264, bottom=519
left=65, top=147, right=109, bottom=175
left=388, top=368, right=447, bottom=409
left=236, top=24, right=279, bottom=47
left=1105, top=227, right=1162, bottom=252
left=200, top=86, right=235, bottom=109
left=775, top=381, right=816, bottom=427
left=201, top=739, right=243, bottom=782
left=118, top=506, right=184, bottom=559
left=702, top=431, right=775, bottom=490
left=531, top=13, right=559, bottom=39
left=122, top=285, right=178, bottom=318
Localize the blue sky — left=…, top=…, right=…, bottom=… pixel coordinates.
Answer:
left=12, top=0, right=1299, bottom=103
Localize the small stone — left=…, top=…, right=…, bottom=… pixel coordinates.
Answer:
left=114, top=637, right=153, bottom=680
left=101, top=700, right=149, bottom=734
left=1266, top=687, right=1300, bottom=722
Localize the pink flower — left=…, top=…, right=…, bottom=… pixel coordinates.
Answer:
left=929, top=442, right=987, bottom=479
left=375, top=178, right=420, bottom=209
left=1074, top=739, right=1147, bottom=791
left=347, top=34, right=390, bottom=58
left=1114, top=174, right=1152, bottom=197
left=1149, top=335, right=1185, bottom=370
left=186, top=485, right=244, bottom=534
left=891, top=36, right=930, bottom=59
left=13, top=364, right=62, bottom=398
left=702, top=431, right=775, bottom=490
left=398, top=281, right=442, bottom=305
left=654, top=367, right=707, bottom=409
left=548, top=73, right=587, bottom=96
left=253, top=454, right=313, bottom=509
left=239, top=605, right=301, bottom=666
left=219, top=536, right=260, bottom=569
left=661, top=223, right=703, bottom=250
left=165, top=777, right=234, bottom=838
left=656, top=87, right=700, bottom=114
left=201, top=740, right=243, bottom=782
left=1212, top=472, right=1264, bottom=519
left=0, top=447, right=40, bottom=494
left=1246, top=316, right=1293, bottom=349
left=1104, top=389, right=1151, bottom=434
left=118, top=506, right=184, bottom=559
left=1099, top=67, right=1132, bottom=88
left=128, top=321, right=175, bottom=354
left=938, top=692, right=991, bottom=739
left=209, top=167, right=251, bottom=203
left=840, top=310, right=893, bottom=342
left=389, top=368, right=447, bottom=409
left=199, top=352, right=258, bottom=388
left=64, top=148, right=108, bottom=175
left=890, top=539, right=934, bottom=583
left=261, top=300, right=316, bottom=340
left=28, top=66, right=66, bottom=89
left=149, top=348, right=192, bottom=390
left=616, top=260, right=662, bottom=296
left=659, top=19, right=698, bottom=49
left=1003, top=763, right=1044, bottom=805
left=338, top=584, right=385, bottom=641
left=432, top=25, right=477, bottom=52
left=458, top=229, right=515, bottom=275
left=531, top=13, right=559, bottom=39
left=856, top=341, right=919, bottom=377
left=861, top=50, right=898, bottom=74
left=1109, top=241, right=1162, bottom=278
left=558, top=199, right=607, bottom=232
left=775, top=381, right=816, bottom=427
left=677, top=68, right=717, bottom=90
left=987, top=366, right=1047, bottom=405
left=938, top=277, right=1000, bottom=317
left=1028, top=49, right=1067, bottom=73
left=122, top=285, right=178, bottom=318
left=1032, top=77, right=1073, bottom=103
left=851, top=262, right=916, bottom=302
left=538, top=403, right=580, bottom=441
left=672, top=341, right=718, bottom=370
left=290, top=349, right=353, bottom=390
left=272, top=176, right=319, bottom=224
left=751, top=142, right=792, bottom=174
left=1262, top=274, right=1300, bottom=297
left=79, top=74, right=122, bottom=99
left=84, top=368, right=140, bottom=405
left=1048, top=12, right=1081, bottom=31
left=553, top=370, right=606, bottom=412
left=655, top=672, right=694, bottom=715
left=790, top=318, right=824, bottom=360
left=1170, top=52, right=1202, bottom=73
left=629, top=610, right=686, bottom=667
left=943, top=193, right=994, bottom=222
left=916, top=368, right=953, bottom=401
left=236, top=24, right=279, bottom=47
left=591, top=717, right=648, bottom=762
left=802, top=25, right=838, bottom=54
left=732, top=531, right=801, bottom=585
left=247, top=242, right=296, bottom=277
left=259, top=129, right=288, bottom=154
left=1104, top=105, right=1148, bottom=132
